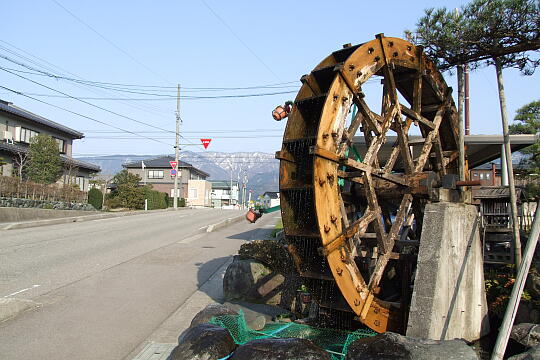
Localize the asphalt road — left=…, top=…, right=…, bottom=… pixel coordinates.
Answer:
left=0, top=208, right=279, bottom=360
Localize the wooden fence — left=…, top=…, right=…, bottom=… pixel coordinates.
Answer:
left=0, top=176, right=87, bottom=203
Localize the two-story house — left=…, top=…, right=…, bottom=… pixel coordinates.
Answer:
left=0, top=99, right=100, bottom=191
left=123, top=155, right=209, bottom=198
left=210, top=180, right=239, bottom=208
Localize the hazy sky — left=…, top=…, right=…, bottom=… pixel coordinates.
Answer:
left=1, top=0, right=538, bottom=156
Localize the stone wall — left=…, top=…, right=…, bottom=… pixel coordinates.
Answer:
left=0, top=197, right=95, bottom=211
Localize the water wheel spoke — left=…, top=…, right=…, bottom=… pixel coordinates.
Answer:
left=367, top=194, right=413, bottom=290
left=363, top=172, right=387, bottom=252
left=383, top=117, right=414, bottom=174
left=414, top=92, right=451, bottom=173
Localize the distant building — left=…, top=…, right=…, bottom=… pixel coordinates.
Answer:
left=0, top=99, right=100, bottom=191
left=262, top=191, right=280, bottom=208
left=123, top=155, right=209, bottom=198
left=210, top=180, right=239, bottom=208
left=187, top=179, right=212, bottom=207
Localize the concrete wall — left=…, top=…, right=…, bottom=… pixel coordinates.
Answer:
left=187, top=180, right=212, bottom=207
left=407, top=202, right=489, bottom=342
left=0, top=207, right=96, bottom=223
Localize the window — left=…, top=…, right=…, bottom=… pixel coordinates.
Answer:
left=189, top=188, right=198, bottom=199
left=54, top=137, right=66, bottom=153
left=75, top=176, right=85, bottom=191
left=19, top=127, right=39, bottom=143
left=148, top=170, right=164, bottom=179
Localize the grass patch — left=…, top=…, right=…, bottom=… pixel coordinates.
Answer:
left=269, top=219, right=283, bottom=238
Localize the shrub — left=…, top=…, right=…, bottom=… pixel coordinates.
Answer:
left=88, top=188, right=103, bottom=210
left=105, top=196, right=123, bottom=209
left=167, top=196, right=185, bottom=207
left=144, top=188, right=167, bottom=210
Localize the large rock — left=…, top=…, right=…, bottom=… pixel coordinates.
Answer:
left=511, top=323, right=540, bottom=348
left=526, top=264, right=540, bottom=301
left=190, top=303, right=238, bottom=328
left=345, top=332, right=478, bottom=360
left=224, top=257, right=285, bottom=305
left=229, top=338, right=331, bottom=360
left=238, top=240, right=295, bottom=275
left=508, top=346, right=540, bottom=360
left=170, top=323, right=236, bottom=360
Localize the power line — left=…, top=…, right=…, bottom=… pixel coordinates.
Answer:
left=85, top=135, right=283, bottom=139
left=0, top=42, right=173, bottom=118
left=0, top=54, right=299, bottom=92
left=199, top=0, right=282, bottom=82
left=0, top=85, right=172, bottom=146
left=50, top=0, right=172, bottom=85
left=0, top=67, right=187, bottom=138
left=2, top=89, right=298, bottom=100
left=81, top=129, right=283, bottom=133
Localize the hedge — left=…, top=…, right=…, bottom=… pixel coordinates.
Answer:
left=144, top=189, right=168, bottom=210
left=88, top=188, right=103, bottom=210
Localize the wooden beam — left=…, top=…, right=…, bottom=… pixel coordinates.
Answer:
left=363, top=172, right=388, bottom=253
left=275, top=150, right=294, bottom=163
left=399, top=104, right=436, bottom=129
left=335, top=65, right=382, bottom=136
left=414, top=91, right=452, bottom=173
left=367, top=194, right=413, bottom=292
left=321, top=210, right=376, bottom=256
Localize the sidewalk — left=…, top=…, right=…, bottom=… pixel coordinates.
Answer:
left=129, top=256, right=233, bottom=360
left=126, top=215, right=278, bottom=360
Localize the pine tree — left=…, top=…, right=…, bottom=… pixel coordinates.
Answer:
left=26, top=134, right=62, bottom=184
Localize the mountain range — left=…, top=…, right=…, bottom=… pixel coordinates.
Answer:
left=77, top=151, right=279, bottom=198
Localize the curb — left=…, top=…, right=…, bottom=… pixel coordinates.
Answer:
left=0, top=208, right=186, bottom=231
left=205, top=214, right=245, bottom=233
left=0, top=298, right=41, bottom=323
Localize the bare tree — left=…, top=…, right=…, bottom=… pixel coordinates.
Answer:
left=13, top=150, right=28, bottom=179
left=63, top=159, right=79, bottom=186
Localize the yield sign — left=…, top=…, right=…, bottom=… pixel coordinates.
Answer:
left=169, top=161, right=177, bottom=169
left=200, top=138, right=212, bottom=149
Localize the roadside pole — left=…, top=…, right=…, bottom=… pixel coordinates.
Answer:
left=491, top=202, right=540, bottom=359
left=173, top=84, right=181, bottom=209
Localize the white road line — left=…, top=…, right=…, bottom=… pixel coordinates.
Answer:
left=4, top=284, right=41, bottom=298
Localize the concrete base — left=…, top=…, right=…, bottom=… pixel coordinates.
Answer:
left=407, top=202, right=489, bottom=342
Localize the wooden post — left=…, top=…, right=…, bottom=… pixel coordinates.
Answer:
left=491, top=202, right=540, bottom=359
left=495, top=58, right=522, bottom=266
left=457, top=65, right=466, bottom=181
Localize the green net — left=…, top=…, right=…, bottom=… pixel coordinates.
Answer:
left=209, top=310, right=376, bottom=360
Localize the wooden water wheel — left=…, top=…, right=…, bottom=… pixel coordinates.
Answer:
left=277, top=34, right=461, bottom=333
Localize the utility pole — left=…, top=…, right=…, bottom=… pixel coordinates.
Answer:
left=173, top=84, right=181, bottom=209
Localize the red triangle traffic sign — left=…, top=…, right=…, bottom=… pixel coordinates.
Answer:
left=201, top=138, right=212, bottom=149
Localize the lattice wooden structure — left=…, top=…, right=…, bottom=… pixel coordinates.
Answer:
left=277, top=34, right=461, bottom=333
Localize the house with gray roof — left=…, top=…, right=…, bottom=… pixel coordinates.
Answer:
left=0, top=99, right=100, bottom=191
left=123, top=155, right=209, bottom=198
